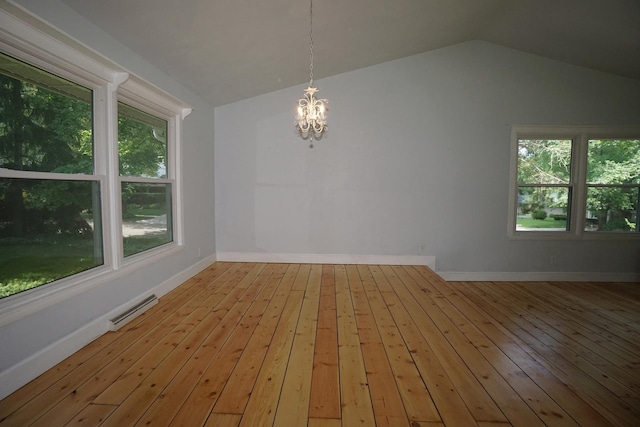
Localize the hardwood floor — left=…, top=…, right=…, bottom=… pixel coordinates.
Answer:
left=1, top=262, right=639, bottom=426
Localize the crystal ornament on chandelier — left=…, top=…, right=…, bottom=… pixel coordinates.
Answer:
left=295, top=0, right=328, bottom=144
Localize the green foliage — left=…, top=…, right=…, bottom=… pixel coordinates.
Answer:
left=586, top=139, right=639, bottom=230
left=0, top=235, right=101, bottom=298
left=517, top=139, right=572, bottom=185
left=123, top=234, right=170, bottom=257
left=121, top=182, right=168, bottom=220
left=0, top=75, right=93, bottom=174
left=531, top=209, right=548, bottom=220
left=587, top=139, right=639, bottom=183
left=517, top=217, right=567, bottom=229
left=517, top=140, right=572, bottom=217
left=0, top=71, right=94, bottom=237
left=0, top=278, right=47, bottom=298
left=603, top=218, right=633, bottom=231
left=118, top=116, right=167, bottom=178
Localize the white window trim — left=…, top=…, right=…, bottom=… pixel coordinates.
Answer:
left=508, top=125, right=640, bottom=240
left=0, top=3, right=192, bottom=326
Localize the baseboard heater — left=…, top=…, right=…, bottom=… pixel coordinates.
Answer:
left=109, top=294, right=158, bottom=331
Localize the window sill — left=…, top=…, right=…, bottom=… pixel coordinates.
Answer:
left=508, top=230, right=640, bottom=240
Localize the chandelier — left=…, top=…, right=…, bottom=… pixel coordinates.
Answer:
left=295, top=0, right=328, bottom=144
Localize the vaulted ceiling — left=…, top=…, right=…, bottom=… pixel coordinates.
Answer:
left=60, top=0, right=640, bottom=107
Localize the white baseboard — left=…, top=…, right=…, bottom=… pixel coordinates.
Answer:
left=0, top=315, right=106, bottom=401
left=0, top=253, right=217, bottom=401
left=152, top=254, right=217, bottom=298
left=437, top=271, right=640, bottom=282
left=216, top=252, right=436, bottom=270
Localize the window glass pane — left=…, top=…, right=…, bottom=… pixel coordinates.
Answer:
left=587, top=139, right=640, bottom=184
left=0, top=52, right=93, bottom=174
left=0, top=178, right=103, bottom=298
left=118, top=102, right=168, bottom=178
left=122, top=182, right=172, bottom=256
left=517, top=139, right=572, bottom=184
left=585, top=186, right=638, bottom=232
left=516, top=186, right=570, bottom=231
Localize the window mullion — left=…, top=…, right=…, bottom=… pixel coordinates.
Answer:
left=169, top=116, right=183, bottom=245
left=572, top=133, right=588, bottom=236
left=95, top=76, right=128, bottom=269
left=0, top=169, right=97, bottom=181
left=636, top=187, right=640, bottom=232
left=507, top=127, right=520, bottom=236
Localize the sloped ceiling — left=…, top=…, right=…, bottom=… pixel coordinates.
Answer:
left=60, top=0, right=640, bottom=107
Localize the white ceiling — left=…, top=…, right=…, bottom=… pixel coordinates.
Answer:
left=60, top=0, right=640, bottom=107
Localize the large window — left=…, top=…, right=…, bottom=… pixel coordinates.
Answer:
left=509, top=126, right=640, bottom=238
left=586, top=139, right=639, bottom=232
left=516, top=139, right=572, bottom=232
left=0, top=53, right=103, bottom=297
left=118, top=102, right=172, bottom=257
left=0, top=11, right=190, bottom=306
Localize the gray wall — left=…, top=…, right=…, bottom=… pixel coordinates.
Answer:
left=0, top=0, right=216, bottom=382
left=215, top=40, right=640, bottom=275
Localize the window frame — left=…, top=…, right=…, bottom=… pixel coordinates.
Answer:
left=0, top=4, right=191, bottom=326
left=115, top=88, right=186, bottom=266
left=508, top=125, right=640, bottom=239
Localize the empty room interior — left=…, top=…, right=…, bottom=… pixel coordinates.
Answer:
left=1, top=0, right=639, bottom=426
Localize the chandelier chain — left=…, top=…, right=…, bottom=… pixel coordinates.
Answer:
left=309, top=0, right=314, bottom=86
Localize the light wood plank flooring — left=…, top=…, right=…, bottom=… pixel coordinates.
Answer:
left=1, top=262, right=639, bottom=426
